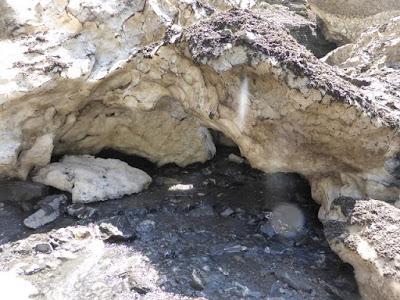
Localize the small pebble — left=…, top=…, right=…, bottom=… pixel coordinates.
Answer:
left=24, top=264, right=46, bottom=275
left=168, top=184, right=193, bottom=191
left=34, top=243, right=53, bottom=254
left=220, top=208, right=234, bottom=217
left=260, top=221, right=276, bottom=238
left=66, top=203, right=86, bottom=217
left=190, top=270, right=205, bottom=291
left=223, top=245, right=247, bottom=253
left=23, top=195, right=67, bottom=229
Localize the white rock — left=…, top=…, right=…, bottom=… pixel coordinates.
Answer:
left=168, top=184, right=193, bottom=191
left=33, top=155, right=152, bottom=203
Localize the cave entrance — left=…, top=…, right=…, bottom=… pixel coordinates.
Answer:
left=0, top=140, right=359, bottom=299
left=89, top=142, right=359, bottom=299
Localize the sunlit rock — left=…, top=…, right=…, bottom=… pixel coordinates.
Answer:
left=0, top=1, right=333, bottom=180
left=0, top=0, right=217, bottom=179
left=33, top=155, right=152, bottom=203
left=1, top=2, right=400, bottom=298
left=323, top=16, right=400, bottom=107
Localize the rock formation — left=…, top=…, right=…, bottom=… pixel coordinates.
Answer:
left=324, top=198, right=400, bottom=300
left=323, top=16, right=400, bottom=107
left=33, top=155, right=152, bottom=203
left=309, top=0, right=400, bottom=43
left=1, top=1, right=400, bottom=299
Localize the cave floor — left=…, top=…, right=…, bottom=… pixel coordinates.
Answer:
left=0, top=147, right=359, bottom=300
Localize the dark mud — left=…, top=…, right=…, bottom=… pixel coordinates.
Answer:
left=0, top=147, right=359, bottom=299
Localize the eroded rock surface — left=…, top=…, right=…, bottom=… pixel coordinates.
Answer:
left=180, top=9, right=400, bottom=221
left=0, top=0, right=338, bottom=181
left=33, top=155, right=152, bottom=203
left=324, top=17, right=400, bottom=106
left=0, top=0, right=217, bottom=179
left=309, top=0, right=400, bottom=44
left=3, top=4, right=399, bottom=203
left=1, top=1, right=400, bottom=299
left=324, top=198, right=400, bottom=300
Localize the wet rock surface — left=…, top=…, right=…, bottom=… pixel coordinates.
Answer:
left=0, top=148, right=359, bottom=299
left=0, top=181, right=48, bottom=204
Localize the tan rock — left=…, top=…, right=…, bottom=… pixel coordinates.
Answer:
left=1, top=3, right=400, bottom=298
left=324, top=198, right=400, bottom=300
left=323, top=16, right=400, bottom=105
left=309, top=0, right=400, bottom=43
left=0, top=0, right=217, bottom=179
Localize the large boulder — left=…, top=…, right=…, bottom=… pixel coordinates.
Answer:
left=324, top=198, right=400, bottom=300
left=309, top=0, right=400, bottom=43
left=33, top=155, right=152, bottom=203
left=182, top=9, right=400, bottom=212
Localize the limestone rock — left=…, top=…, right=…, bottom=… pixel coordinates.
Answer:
left=181, top=9, right=400, bottom=210
left=0, top=1, right=336, bottom=181
left=0, top=0, right=217, bottom=180
left=324, top=198, right=400, bottom=300
left=33, top=155, right=152, bottom=203
left=309, top=0, right=400, bottom=43
left=323, top=17, right=400, bottom=105
left=18, top=133, right=54, bottom=179
left=1, top=3, right=400, bottom=298
left=0, top=2, right=398, bottom=217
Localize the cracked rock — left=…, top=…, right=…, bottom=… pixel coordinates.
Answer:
left=33, top=155, right=152, bottom=203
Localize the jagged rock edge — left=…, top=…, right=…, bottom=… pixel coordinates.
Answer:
left=181, top=9, right=399, bottom=129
